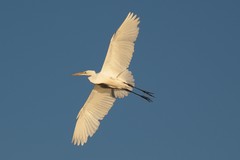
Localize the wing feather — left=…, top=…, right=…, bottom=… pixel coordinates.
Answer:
left=101, top=12, right=140, bottom=77
left=72, top=85, right=116, bottom=146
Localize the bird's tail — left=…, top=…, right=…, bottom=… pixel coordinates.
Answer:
left=113, top=70, right=135, bottom=98
left=117, top=70, right=135, bottom=86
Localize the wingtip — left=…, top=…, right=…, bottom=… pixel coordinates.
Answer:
left=72, top=139, right=85, bottom=146
left=127, top=12, right=140, bottom=22
left=127, top=12, right=135, bottom=17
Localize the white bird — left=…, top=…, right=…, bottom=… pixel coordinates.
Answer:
left=71, top=12, right=153, bottom=146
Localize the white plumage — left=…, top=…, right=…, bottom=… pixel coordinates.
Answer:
left=101, top=13, right=139, bottom=77
left=72, top=85, right=116, bottom=145
left=72, top=12, right=148, bottom=146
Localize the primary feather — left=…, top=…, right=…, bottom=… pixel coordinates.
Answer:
left=72, top=85, right=116, bottom=146
left=101, top=12, right=140, bottom=77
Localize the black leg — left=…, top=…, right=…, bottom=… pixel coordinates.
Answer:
left=124, top=82, right=154, bottom=97
left=125, top=89, right=153, bottom=102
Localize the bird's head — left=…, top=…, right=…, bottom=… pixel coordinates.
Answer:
left=72, top=70, right=96, bottom=77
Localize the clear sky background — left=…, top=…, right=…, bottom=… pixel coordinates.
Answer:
left=0, top=0, right=239, bottom=159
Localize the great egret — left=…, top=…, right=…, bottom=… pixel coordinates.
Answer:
left=72, top=12, right=153, bottom=146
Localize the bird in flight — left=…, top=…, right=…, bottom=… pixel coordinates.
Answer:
left=72, top=12, right=153, bottom=146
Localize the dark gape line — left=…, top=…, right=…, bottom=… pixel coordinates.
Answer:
left=124, top=82, right=154, bottom=97
left=125, top=89, right=153, bottom=102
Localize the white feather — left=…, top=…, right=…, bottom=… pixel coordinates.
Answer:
left=72, top=85, right=115, bottom=146
left=101, top=12, right=140, bottom=77
left=72, top=12, right=140, bottom=146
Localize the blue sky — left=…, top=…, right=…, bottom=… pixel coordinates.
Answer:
left=0, top=0, right=240, bottom=159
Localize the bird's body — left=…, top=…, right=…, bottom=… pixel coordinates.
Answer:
left=91, top=72, right=133, bottom=90
left=71, top=12, right=153, bottom=146
left=73, top=70, right=133, bottom=92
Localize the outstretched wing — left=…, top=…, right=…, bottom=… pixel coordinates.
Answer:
left=72, top=85, right=116, bottom=146
left=100, top=12, right=140, bottom=77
